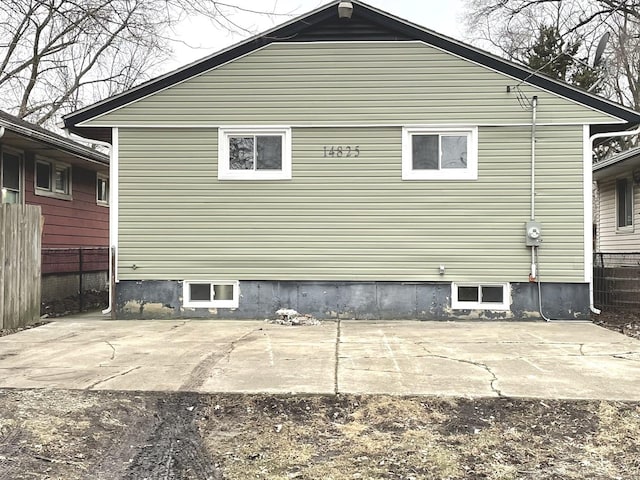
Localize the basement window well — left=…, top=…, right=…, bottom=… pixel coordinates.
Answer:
left=183, top=280, right=239, bottom=308
left=451, top=283, right=510, bottom=310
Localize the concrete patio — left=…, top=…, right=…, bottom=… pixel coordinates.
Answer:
left=1, top=318, right=640, bottom=399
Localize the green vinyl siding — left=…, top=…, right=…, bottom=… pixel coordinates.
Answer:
left=88, top=42, right=619, bottom=127
left=117, top=125, right=585, bottom=282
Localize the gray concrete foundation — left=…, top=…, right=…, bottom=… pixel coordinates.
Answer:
left=115, top=280, right=590, bottom=320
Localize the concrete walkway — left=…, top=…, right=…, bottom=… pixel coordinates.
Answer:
left=1, top=318, right=640, bottom=399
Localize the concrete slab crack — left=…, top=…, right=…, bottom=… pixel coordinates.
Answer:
left=179, top=327, right=261, bottom=391
left=579, top=344, right=585, bottom=356
left=87, top=366, right=141, bottom=389
left=105, top=341, right=116, bottom=360
left=342, top=366, right=434, bottom=377
left=612, top=354, right=640, bottom=363
left=418, top=345, right=503, bottom=397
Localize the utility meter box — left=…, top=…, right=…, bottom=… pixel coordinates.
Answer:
left=525, top=221, right=542, bottom=246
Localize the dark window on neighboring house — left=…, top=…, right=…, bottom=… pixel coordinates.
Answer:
left=35, top=159, right=71, bottom=198
left=616, top=178, right=633, bottom=228
left=97, top=174, right=109, bottom=205
left=1, top=150, right=22, bottom=204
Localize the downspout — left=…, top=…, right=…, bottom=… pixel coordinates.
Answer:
left=530, top=96, right=538, bottom=282
left=528, top=96, right=553, bottom=322
left=589, top=124, right=640, bottom=314
left=1, top=127, right=6, bottom=203
left=64, top=130, right=114, bottom=315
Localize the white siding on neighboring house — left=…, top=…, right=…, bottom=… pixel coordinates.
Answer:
left=597, top=175, right=640, bottom=252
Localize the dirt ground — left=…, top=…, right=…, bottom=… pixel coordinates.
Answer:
left=593, top=309, right=640, bottom=340
left=0, top=390, right=639, bottom=480
left=40, top=290, right=108, bottom=318
left=1, top=311, right=640, bottom=479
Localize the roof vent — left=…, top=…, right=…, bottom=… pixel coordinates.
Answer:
left=338, top=1, right=353, bottom=19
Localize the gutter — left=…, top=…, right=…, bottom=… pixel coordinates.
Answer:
left=589, top=123, right=640, bottom=314
left=0, top=118, right=108, bottom=166
left=65, top=130, right=114, bottom=315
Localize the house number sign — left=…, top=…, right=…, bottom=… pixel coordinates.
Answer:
left=322, top=146, right=360, bottom=157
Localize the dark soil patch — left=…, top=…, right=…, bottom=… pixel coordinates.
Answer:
left=0, top=322, right=49, bottom=338
left=1, top=390, right=639, bottom=480
left=40, top=290, right=108, bottom=318
left=593, top=309, right=640, bottom=340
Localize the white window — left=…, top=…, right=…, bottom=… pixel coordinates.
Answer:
left=402, top=127, right=478, bottom=180
left=451, top=283, right=510, bottom=311
left=1, top=149, right=22, bottom=204
left=183, top=280, right=240, bottom=308
left=616, top=178, right=633, bottom=230
left=35, top=159, right=71, bottom=198
left=218, top=127, right=291, bottom=180
left=97, top=173, right=109, bottom=206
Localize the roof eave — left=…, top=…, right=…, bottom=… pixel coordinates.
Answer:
left=0, top=117, right=109, bottom=166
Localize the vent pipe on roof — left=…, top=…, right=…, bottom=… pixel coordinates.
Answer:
left=338, top=2, right=353, bottom=19
left=0, top=126, right=5, bottom=138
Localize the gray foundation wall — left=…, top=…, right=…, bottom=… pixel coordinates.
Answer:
left=115, top=280, right=590, bottom=320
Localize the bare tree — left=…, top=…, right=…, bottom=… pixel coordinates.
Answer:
left=0, top=0, right=286, bottom=126
left=464, top=0, right=640, bottom=155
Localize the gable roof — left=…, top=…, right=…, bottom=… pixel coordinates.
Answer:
left=63, top=0, right=640, bottom=143
left=593, top=147, right=640, bottom=180
left=1, top=110, right=108, bottom=166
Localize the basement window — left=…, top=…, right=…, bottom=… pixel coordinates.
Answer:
left=451, top=283, right=510, bottom=311
left=183, top=280, right=239, bottom=308
left=402, top=127, right=478, bottom=180
left=218, top=127, right=291, bottom=180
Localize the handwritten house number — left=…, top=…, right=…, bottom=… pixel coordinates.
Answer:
left=323, top=146, right=360, bottom=158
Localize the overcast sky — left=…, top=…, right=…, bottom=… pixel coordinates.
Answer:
left=166, top=1, right=466, bottom=71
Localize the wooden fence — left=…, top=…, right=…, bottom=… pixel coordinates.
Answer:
left=0, top=204, right=42, bottom=329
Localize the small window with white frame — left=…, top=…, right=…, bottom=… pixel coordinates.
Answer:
left=218, top=127, right=291, bottom=180
left=451, top=283, right=510, bottom=310
left=183, top=280, right=240, bottom=308
left=97, top=173, right=109, bottom=206
left=35, top=158, right=71, bottom=199
left=402, top=127, right=478, bottom=180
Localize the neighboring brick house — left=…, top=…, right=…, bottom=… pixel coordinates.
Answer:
left=0, top=110, right=109, bottom=303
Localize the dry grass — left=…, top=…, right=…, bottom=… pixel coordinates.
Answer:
left=1, top=391, right=640, bottom=479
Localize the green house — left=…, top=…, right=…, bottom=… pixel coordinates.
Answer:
left=64, top=1, right=640, bottom=320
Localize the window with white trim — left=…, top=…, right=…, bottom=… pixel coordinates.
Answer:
left=451, top=283, right=510, bottom=310
left=35, top=159, right=71, bottom=199
left=183, top=280, right=240, bottom=308
left=97, top=173, right=109, bottom=206
left=218, top=127, right=291, bottom=180
left=402, top=127, right=478, bottom=180
left=616, top=177, right=633, bottom=229
left=1, top=149, right=22, bottom=204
